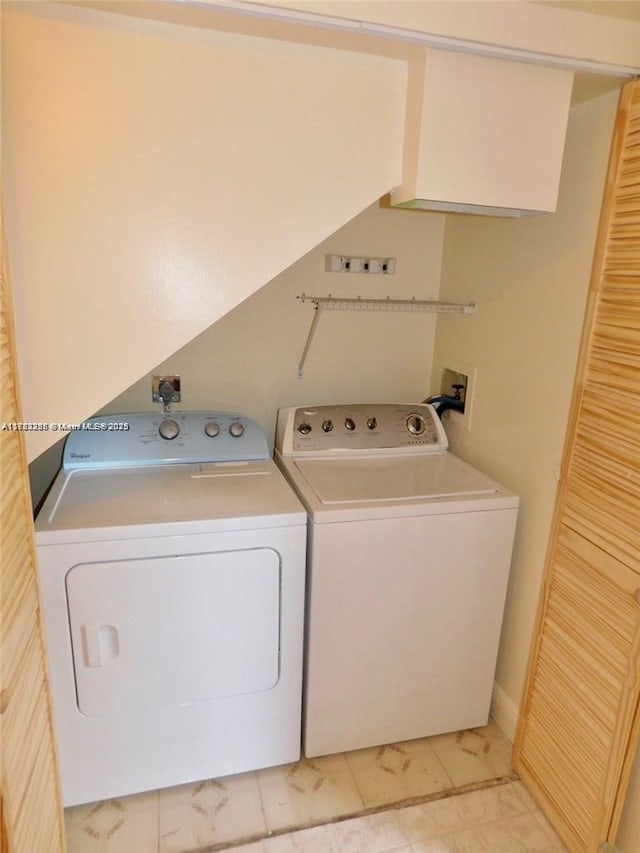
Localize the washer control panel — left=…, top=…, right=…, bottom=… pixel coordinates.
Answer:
left=277, top=404, right=448, bottom=456
left=63, top=411, right=269, bottom=470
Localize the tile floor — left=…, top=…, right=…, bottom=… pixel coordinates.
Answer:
left=65, top=722, right=567, bottom=852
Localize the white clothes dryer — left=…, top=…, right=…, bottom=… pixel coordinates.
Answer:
left=36, top=411, right=306, bottom=806
left=275, top=403, right=519, bottom=758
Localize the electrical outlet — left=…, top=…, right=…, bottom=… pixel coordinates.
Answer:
left=325, top=254, right=397, bottom=274
left=325, top=255, right=348, bottom=272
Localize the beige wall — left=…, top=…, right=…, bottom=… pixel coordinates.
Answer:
left=433, top=88, right=618, bottom=720
left=3, top=2, right=406, bottom=460
left=432, top=89, right=640, bottom=833
left=9, top=0, right=637, bottom=466
left=9, top=0, right=640, bottom=466
left=101, top=202, right=446, bottom=444
left=248, top=0, right=640, bottom=69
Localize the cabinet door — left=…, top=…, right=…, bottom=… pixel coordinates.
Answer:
left=514, top=79, right=640, bottom=851
left=0, top=211, right=64, bottom=849
left=515, top=527, right=640, bottom=851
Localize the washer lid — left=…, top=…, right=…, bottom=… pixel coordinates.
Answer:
left=293, top=452, right=499, bottom=504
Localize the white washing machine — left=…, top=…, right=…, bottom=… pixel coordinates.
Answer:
left=35, top=411, right=306, bottom=806
left=275, top=403, right=519, bottom=758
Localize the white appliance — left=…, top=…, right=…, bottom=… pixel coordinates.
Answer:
left=36, top=411, right=306, bottom=806
left=275, top=403, right=519, bottom=758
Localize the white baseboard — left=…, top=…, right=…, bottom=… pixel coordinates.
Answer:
left=490, top=682, right=519, bottom=743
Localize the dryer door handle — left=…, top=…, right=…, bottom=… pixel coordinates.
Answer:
left=80, top=624, right=119, bottom=668
left=81, top=624, right=103, bottom=667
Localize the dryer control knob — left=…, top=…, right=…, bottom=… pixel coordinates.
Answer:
left=159, top=418, right=180, bottom=440
left=345, top=417, right=356, bottom=431
left=298, top=423, right=312, bottom=435
left=367, top=417, right=378, bottom=430
left=322, top=420, right=333, bottom=433
left=204, top=422, right=220, bottom=438
left=229, top=421, right=245, bottom=438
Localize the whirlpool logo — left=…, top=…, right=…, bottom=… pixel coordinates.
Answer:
left=69, top=452, right=91, bottom=459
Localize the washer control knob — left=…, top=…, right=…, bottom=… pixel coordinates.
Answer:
left=345, top=417, right=356, bottom=431
left=298, top=422, right=312, bottom=435
left=204, top=422, right=220, bottom=438
left=366, top=417, right=378, bottom=431
left=229, top=421, right=245, bottom=438
left=322, top=420, right=333, bottom=433
left=406, top=414, right=426, bottom=436
left=158, top=418, right=180, bottom=440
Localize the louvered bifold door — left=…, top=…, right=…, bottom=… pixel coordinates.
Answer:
left=0, top=206, right=65, bottom=850
left=514, top=80, right=640, bottom=852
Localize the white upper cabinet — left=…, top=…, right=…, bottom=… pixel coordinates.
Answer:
left=392, top=49, right=574, bottom=217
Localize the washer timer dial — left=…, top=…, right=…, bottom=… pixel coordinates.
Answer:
left=406, top=414, right=426, bottom=436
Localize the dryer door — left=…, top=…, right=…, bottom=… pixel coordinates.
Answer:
left=66, top=548, right=281, bottom=716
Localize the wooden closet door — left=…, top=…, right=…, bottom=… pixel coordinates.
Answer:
left=514, top=80, right=640, bottom=852
left=0, top=210, right=65, bottom=850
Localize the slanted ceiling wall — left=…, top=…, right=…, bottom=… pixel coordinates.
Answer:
left=2, top=1, right=406, bottom=460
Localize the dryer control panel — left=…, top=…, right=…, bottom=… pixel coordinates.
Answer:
left=63, top=412, right=270, bottom=470
left=276, top=404, right=448, bottom=456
